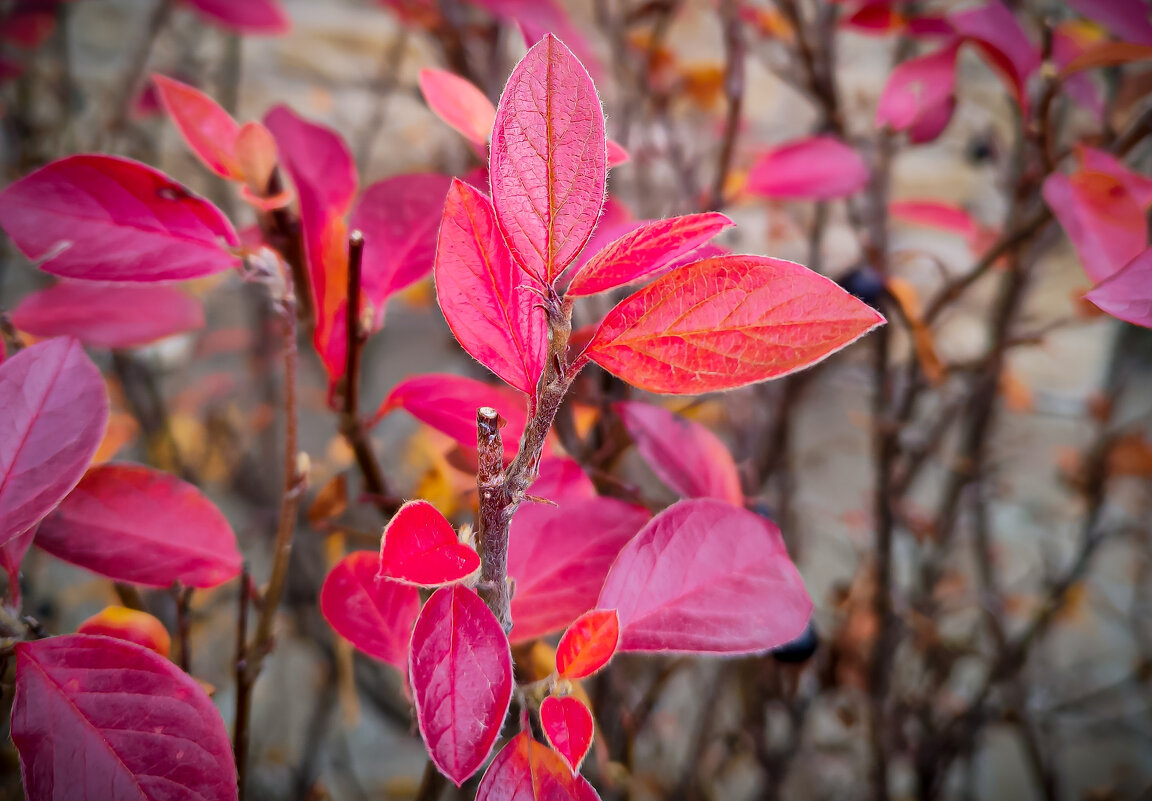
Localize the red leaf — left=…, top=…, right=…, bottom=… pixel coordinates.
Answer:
left=1085, top=246, right=1152, bottom=328
left=419, top=68, right=496, bottom=146
left=476, top=731, right=600, bottom=801
left=77, top=606, right=172, bottom=658
left=0, top=338, right=107, bottom=548
left=12, top=634, right=236, bottom=801
left=843, top=1, right=905, bottom=34
left=598, top=499, right=813, bottom=653
left=1066, top=0, right=1152, bottom=47
left=566, top=212, right=734, bottom=297
left=374, top=373, right=527, bottom=461
left=12, top=283, right=204, bottom=348
left=875, top=42, right=959, bottom=142
left=351, top=173, right=453, bottom=321
left=183, top=0, right=290, bottom=34
left=264, top=105, right=358, bottom=381
left=0, top=155, right=239, bottom=282
left=378, top=499, right=480, bottom=586
left=1043, top=169, right=1147, bottom=282
left=434, top=180, right=548, bottom=395
left=615, top=401, right=742, bottom=504
left=507, top=461, right=649, bottom=643
left=152, top=74, right=242, bottom=180
left=35, top=463, right=242, bottom=588
left=584, top=255, right=885, bottom=394
left=489, top=34, right=607, bottom=285
left=410, top=585, right=513, bottom=786
left=746, top=136, right=869, bottom=199
left=555, top=609, right=619, bottom=679
left=320, top=550, right=420, bottom=671
left=539, top=696, right=594, bottom=774
left=948, top=1, right=1038, bottom=111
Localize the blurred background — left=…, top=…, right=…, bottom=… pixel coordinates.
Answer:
left=2, top=0, right=1152, bottom=799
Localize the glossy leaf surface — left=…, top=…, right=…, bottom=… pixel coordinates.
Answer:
left=555, top=608, right=619, bottom=679
left=434, top=180, right=547, bottom=395
left=598, top=499, right=813, bottom=653
left=489, top=34, right=606, bottom=284
left=616, top=401, right=742, bottom=504
left=320, top=550, right=420, bottom=671
left=585, top=255, right=885, bottom=394
left=566, top=212, right=734, bottom=297
left=410, top=585, right=513, bottom=786
left=153, top=74, right=241, bottom=179
left=507, top=460, right=649, bottom=643
left=35, top=463, right=242, bottom=588
left=374, top=373, right=527, bottom=460
left=12, top=634, right=237, bottom=801
left=12, top=283, right=204, bottom=348
left=475, top=732, right=600, bottom=801
left=1086, top=247, right=1152, bottom=328
left=183, top=0, right=290, bottom=33
left=77, top=606, right=172, bottom=658
left=0, top=155, right=239, bottom=282
left=539, top=696, right=594, bottom=774
left=378, top=499, right=479, bottom=586
left=419, top=68, right=496, bottom=145
left=0, top=338, right=107, bottom=548
left=746, top=136, right=869, bottom=199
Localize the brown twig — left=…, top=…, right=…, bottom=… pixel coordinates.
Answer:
left=106, top=0, right=174, bottom=137
left=174, top=584, right=194, bottom=674
left=232, top=563, right=251, bottom=790
left=706, top=0, right=744, bottom=211
left=476, top=407, right=511, bottom=629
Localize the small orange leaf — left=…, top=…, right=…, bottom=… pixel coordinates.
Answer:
left=999, top=369, right=1034, bottom=413
left=77, top=606, right=172, bottom=658
left=1061, top=41, right=1152, bottom=77
left=308, top=473, right=348, bottom=528
left=886, top=277, right=945, bottom=384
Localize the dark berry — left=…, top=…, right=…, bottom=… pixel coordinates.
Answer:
left=837, top=266, right=884, bottom=311
left=772, top=621, right=819, bottom=664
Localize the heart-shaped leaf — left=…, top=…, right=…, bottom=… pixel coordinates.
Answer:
left=539, top=696, right=594, bottom=774
left=12, top=634, right=237, bottom=801
left=555, top=609, right=619, bottom=680
left=0, top=338, right=108, bottom=548
left=434, top=179, right=548, bottom=395
left=475, top=731, right=600, bottom=801
left=320, top=550, right=421, bottom=672
left=378, top=499, right=480, bottom=586
left=77, top=606, right=172, bottom=658
left=597, top=499, right=813, bottom=654
left=584, top=255, right=885, bottom=394
left=565, top=212, right=734, bottom=297
left=35, top=463, right=242, bottom=588
left=0, top=155, right=240, bottom=282
left=489, top=34, right=606, bottom=285
left=153, top=74, right=241, bottom=180
left=12, top=283, right=204, bottom=348
left=747, top=136, right=870, bottom=200
left=615, top=401, right=743, bottom=505
left=419, top=68, right=496, bottom=146
left=410, top=585, right=513, bottom=786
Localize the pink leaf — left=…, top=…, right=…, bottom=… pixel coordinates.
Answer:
left=0, top=155, right=239, bottom=282
left=606, top=139, right=630, bottom=167
left=479, top=0, right=604, bottom=78
left=584, top=255, right=885, bottom=394
left=489, top=34, right=607, bottom=285
left=378, top=500, right=480, bottom=586
left=264, top=105, right=358, bottom=381
left=12, top=283, right=204, bottom=348
left=410, top=585, right=513, bottom=786
left=615, top=401, right=742, bottom=504
left=875, top=42, right=959, bottom=142
left=597, top=499, right=813, bottom=653
left=320, top=550, right=420, bottom=671
left=374, top=373, right=527, bottom=460
left=948, top=1, right=1039, bottom=111
left=555, top=608, right=619, bottom=680
left=539, top=696, right=594, bottom=774
left=351, top=173, right=454, bottom=320
left=566, top=212, right=734, bottom=297
left=1077, top=146, right=1152, bottom=208
left=152, top=74, right=241, bottom=180
left=13, top=634, right=237, bottom=801
left=1085, top=247, right=1152, bottom=328
left=0, top=338, right=107, bottom=548
left=419, top=68, right=496, bottom=146
left=508, top=461, right=649, bottom=643
left=1043, top=169, right=1147, bottom=283
left=434, top=180, right=548, bottom=395
left=35, top=463, right=242, bottom=588
left=182, top=0, right=290, bottom=34
left=746, top=136, right=869, bottom=199
left=1053, top=23, right=1105, bottom=120
left=889, top=199, right=977, bottom=237
left=476, top=732, right=600, bottom=801
left=1066, top=0, right=1152, bottom=47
